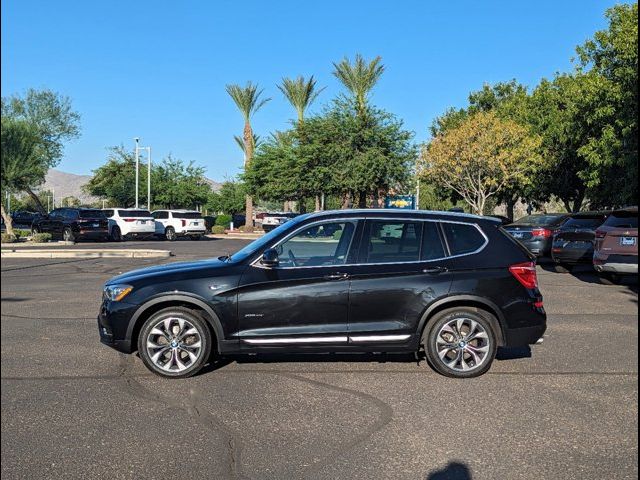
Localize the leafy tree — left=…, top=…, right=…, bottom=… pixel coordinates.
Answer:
left=84, top=147, right=141, bottom=207
left=1, top=89, right=80, bottom=212
left=226, top=82, right=271, bottom=229
left=60, top=196, right=81, bottom=207
left=206, top=180, right=246, bottom=215
left=1, top=118, right=47, bottom=235
left=421, top=111, right=543, bottom=215
left=574, top=3, right=638, bottom=207
left=151, top=156, right=210, bottom=209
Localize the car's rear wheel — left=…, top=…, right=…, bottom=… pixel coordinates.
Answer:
left=423, top=308, right=497, bottom=378
left=111, top=226, right=122, bottom=242
left=554, top=263, right=573, bottom=273
left=63, top=227, right=75, bottom=243
left=165, top=227, right=177, bottom=241
left=138, top=307, right=212, bottom=378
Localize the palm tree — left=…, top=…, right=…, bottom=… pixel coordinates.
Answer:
left=233, top=133, right=261, bottom=154
left=277, top=75, right=325, bottom=211
left=277, top=76, right=325, bottom=123
left=226, top=82, right=270, bottom=229
left=332, top=54, right=384, bottom=113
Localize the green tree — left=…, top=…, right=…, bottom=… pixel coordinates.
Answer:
left=226, top=82, right=271, bottom=230
left=1, top=89, right=81, bottom=212
left=574, top=3, right=638, bottom=207
left=206, top=180, right=246, bottom=215
left=84, top=147, right=141, bottom=207
left=421, top=111, right=543, bottom=215
left=151, top=156, right=210, bottom=209
left=1, top=118, right=48, bottom=235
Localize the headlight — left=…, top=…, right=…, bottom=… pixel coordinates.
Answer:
left=103, top=284, right=133, bottom=302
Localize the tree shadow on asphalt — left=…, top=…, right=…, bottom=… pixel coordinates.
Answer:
left=426, top=461, right=473, bottom=480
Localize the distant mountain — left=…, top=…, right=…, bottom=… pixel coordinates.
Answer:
left=38, top=169, right=223, bottom=204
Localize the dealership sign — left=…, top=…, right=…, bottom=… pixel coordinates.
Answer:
left=384, top=195, right=415, bottom=209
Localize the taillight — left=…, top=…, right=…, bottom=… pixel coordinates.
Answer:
left=509, top=261, right=539, bottom=289
left=123, top=218, right=136, bottom=222
left=181, top=220, right=186, bottom=227
left=531, top=228, right=552, bottom=238
left=595, top=229, right=606, bottom=239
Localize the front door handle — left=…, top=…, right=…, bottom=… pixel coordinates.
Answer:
left=422, top=266, right=448, bottom=274
left=324, top=272, right=349, bottom=280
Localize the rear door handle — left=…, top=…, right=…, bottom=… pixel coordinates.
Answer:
left=422, top=266, right=448, bottom=274
left=324, top=272, right=349, bottom=280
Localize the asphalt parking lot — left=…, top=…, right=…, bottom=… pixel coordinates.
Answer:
left=1, top=238, right=638, bottom=480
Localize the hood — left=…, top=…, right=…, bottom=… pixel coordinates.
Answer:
left=106, top=258, right=229, bottom=285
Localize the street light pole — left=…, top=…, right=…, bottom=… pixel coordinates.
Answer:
left=134, top=138, right=140, bottom=208
left=146, top=147, right=151, bottom=209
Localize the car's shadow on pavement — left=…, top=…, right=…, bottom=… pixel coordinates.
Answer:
left=538, top=258, right=638, bottom=292
left=426, top=461, right=473, bottom=480
left=198, top=347, right=533, bottom=375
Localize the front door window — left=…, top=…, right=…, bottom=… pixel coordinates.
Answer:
left=276, top=221, right=356, bottom=268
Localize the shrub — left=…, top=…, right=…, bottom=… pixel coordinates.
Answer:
left=31, top=233, right=52, bottom=243
left=1, top=233, right=17, bottom=243
left=211, top=225, right=226, bottom=234
left=238, top=225, right=254, bottom=233
left=215, top=214, right=232, bottom=228
left=332, top=229, right=343, bottom=240
left=14, top=229, right=31, bottom=238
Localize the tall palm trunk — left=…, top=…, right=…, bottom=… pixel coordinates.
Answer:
left=243, top=122, right=254, bottom=230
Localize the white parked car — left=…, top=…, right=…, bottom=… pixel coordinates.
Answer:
left=103, top=208, right=156, bottom=241
left=152, top=210, right=206, bottom=241
left=261, top=212, right=297, bottom=232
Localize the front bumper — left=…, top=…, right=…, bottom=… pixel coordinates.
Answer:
left=97, top=299, right=138, bottom=353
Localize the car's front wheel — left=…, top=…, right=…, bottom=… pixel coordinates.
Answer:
left=423, top=308, right=497, bottom=378
left=111, top=226, right=123, bottom=242
left=138, top=307, right=212, bottom=378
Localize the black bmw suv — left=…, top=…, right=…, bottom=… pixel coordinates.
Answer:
left=98, top=210, right=546, bottom=378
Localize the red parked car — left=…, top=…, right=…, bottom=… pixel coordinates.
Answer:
left=593, top=207, right=638, bottom=284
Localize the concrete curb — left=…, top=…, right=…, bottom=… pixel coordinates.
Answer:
left=1, top=249, right=172, bottom=259
left=0, top=241, right=75, bottom=248
left=208, top=233, right=264, bottom=240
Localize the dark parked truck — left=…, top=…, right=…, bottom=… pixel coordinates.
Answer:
left=98, top=209, right=546, bottom=379
left=504, top=213, right=570, bottom=257
left=551, top=211, right=610, bottom=271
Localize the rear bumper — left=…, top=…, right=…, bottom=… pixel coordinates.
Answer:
left=178, top=229, right=206, bottom=236
left=520, top=238, right=552, bottom=256
left=505, top=324, right=547, bottom=346
left=77, top=229, right=109, bottom=239
left=551, top=246, right=594, bottom=265
left=593, top=253, right=638, bottom=274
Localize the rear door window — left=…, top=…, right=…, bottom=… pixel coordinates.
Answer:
left=442, top=222, right=486, bottom=255
left=363, top=220, right=422, bottom=263
left=421, top=222, right=446, bottom=260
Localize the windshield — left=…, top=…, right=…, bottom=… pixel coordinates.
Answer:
left=226, top=213, right=311, bottom=262
left=512, top=215, right=565, bottom=226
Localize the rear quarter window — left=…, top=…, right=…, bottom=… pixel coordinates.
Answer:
left=442, top=222, right=486, bottom=255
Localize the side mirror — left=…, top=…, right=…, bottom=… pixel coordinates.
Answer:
left=261, top=248, right=279, bottom=268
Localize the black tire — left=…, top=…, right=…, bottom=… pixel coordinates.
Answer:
left=111, top=226, right=123, bottom=242
left=599, top=272, right=623, bottom=285
left=31, top=226, right=40, bottom=234
left=63, top=227, right=75, bottom=243
left=554, top=263, right=573, bottom=273
left=165, top=226, right=177, bottom=241
left=422, top=307, right=498, bottom=378
left=137, top=307, right=212, bottom=378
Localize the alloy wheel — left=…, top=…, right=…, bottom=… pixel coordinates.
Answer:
left=145, top=317, right=203, bottom=373
left=435, top=317, right=491, bottom=372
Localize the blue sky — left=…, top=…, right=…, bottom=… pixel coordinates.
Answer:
left=1, top=0, right=620, bottom=181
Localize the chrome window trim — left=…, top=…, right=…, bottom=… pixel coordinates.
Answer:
left=250, top=217, right=489, bottom=269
